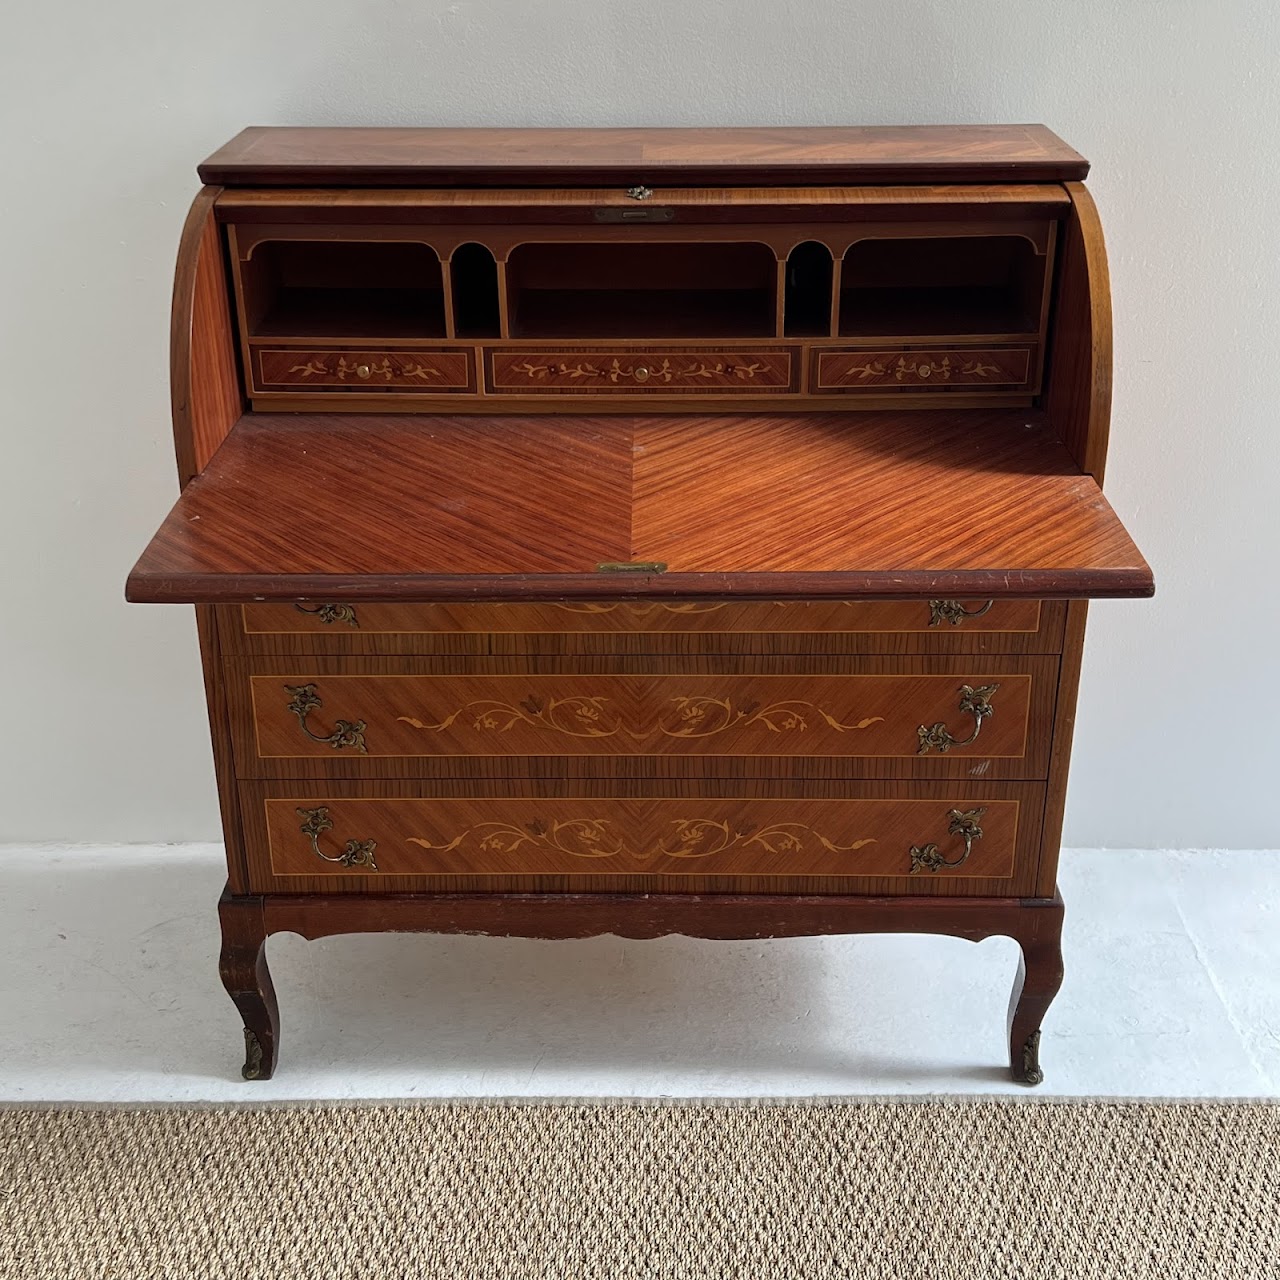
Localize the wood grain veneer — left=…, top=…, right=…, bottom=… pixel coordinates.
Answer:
left=126, top=409, right=1151, bottom=604
left=251, top=347, right=474, bottom=394
left=220, top=601, right=1066, bottom=661
left=487, top=348, right=795, bottom=394
left=171, top=188, right=242, bottom=484
left=215, top=183, right=1075, bottom=227
left=199, top=126, right=1089, bottom=187
left=169, top=187, right=250, bottom=892
left=814, top=347, right=1035, bottom=392
left=259, top=793, right=1023, bottom=883
left=228, top=657, right=1050, bottom=781
left=215, top=185, right=1074, bottom=223
left=237, top=777, right=1045, bottom=898
left=1047, top=183, right=1112, bottom=481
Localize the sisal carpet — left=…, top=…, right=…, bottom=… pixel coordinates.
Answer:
left=1, top=1099, right=1276, bottom=1279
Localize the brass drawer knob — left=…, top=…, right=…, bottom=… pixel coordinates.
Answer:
left=633, top=363, right=651, bottom=382
left=356, top=363, right=372, bottom=379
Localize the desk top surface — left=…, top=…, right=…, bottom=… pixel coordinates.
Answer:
left=127, top=409, right=1150, bottom=605
left=198, top=125, right=1089, bottom=187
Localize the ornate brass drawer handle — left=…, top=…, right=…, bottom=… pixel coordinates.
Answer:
left=909, top=807, right=986, bottom=874
left=917, top=683, right=999, bottom=754
left=293, top=603, right=360, bottom=628
left=284, top=684, right=368, bottom=752
left=928, top=599, right=994, bottom=627
left=296, top=806, right=378, bottom=870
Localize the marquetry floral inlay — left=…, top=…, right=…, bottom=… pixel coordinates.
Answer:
left=406, top=817, right=877, bottom=863
left=511, top=357, right=769, bottom=384
left=550, top=602, right=732, bottom=616
left=842, top=356, right=1004, bottom=382
left=337, top=357, right=393, bottom=380
left=397, top=695, right=623, bottom=739
left=409, top=819, right=624, bottom=860
left=658, top=697, right=884, bottom=739
left=657, top=820, right=876, bottom=860
left=285, top=357, right=442, bottom=381
left=394, top=691, right=886, bottom=742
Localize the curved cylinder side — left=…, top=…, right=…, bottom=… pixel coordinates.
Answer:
left=170, top=185, right=243, bottom=487
left=1046, top=181, right=1113, bottom=484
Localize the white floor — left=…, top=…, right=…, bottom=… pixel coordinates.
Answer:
left=1, top=845, right=1276, bottom=1101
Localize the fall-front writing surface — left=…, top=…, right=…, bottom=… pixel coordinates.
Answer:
left=127, top=409, right=1151, bottom=604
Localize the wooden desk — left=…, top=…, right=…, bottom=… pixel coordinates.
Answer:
left=130, top=126, right=1151, bottom=1083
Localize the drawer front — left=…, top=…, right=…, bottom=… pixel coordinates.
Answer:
left=252, top=792, right=1025, bottom=888
left=239, top=598, right=1042, bottom=637
left=486, top=347, right=795, bottom=394
left=232, top=662, right=1052, bottom=779
left=251, top=346, right=474, bottom=394
left=813, top=347, right=1034, bottom=392
left=226, top=600, right=1064, bottom=659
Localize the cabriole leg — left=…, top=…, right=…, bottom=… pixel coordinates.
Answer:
left=1005, top=897, right=1065, bottom=1086
left=217, top=891, right=279, bottom=1081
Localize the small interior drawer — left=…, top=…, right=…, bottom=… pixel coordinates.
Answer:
left=239, top=778, right=1046, bottom=896
left=249, top=346, right=474, bottom=394
left=486, top=346, right=795, bottom=394
left=812, top=346, right=1037, bottom=393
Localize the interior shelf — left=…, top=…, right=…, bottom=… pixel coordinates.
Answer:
left=240, top=240, right=447, bottom=339
left=253, top=288, right=446, bottom=339
left=511, top=289, right=773, bottom=339
left=837, top=286, right=1037, bottom=337
left=838, top=235, right=1044, bottom=338
left=506, top=242, right=777, bottom=339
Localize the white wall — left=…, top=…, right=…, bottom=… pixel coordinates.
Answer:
left=1, top=0, right=1276, bottom=848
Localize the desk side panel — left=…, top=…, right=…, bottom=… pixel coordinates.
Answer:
left=171, top=186, right=250, bottom=892
left=1045, top=182, right=1112, bottom=482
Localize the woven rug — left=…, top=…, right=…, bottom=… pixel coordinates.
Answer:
left=1, top=1099, right=1276, bottom=1279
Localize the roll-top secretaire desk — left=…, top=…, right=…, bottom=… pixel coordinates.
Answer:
left=128, top=126, right=1152, bottom=1083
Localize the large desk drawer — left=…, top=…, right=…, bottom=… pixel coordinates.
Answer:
left=239, top=780, right=1045, bottom=896
left=226, top=600, right=1063, bottom=657
left=227, top=656, right=1055, bottom=780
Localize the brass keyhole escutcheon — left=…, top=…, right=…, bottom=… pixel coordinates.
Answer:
left=633, top=364, right=651, bottom=383
left=356, top=363, right=372, bottom=379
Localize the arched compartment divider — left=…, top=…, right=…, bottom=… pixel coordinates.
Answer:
left=450, top=243, right=502, bottom=338
left=783, top=241, right=835, bottom=337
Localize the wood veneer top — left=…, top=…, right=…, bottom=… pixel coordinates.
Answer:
left=127, top=410, right=1151, bottom=604
left=198, top=126, right=1088, bottom=187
